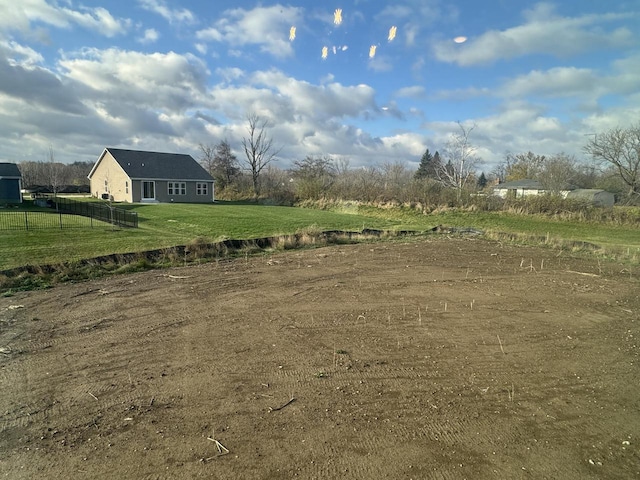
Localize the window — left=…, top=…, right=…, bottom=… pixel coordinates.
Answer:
left=168, top=182, right=186, bottom=195
left=125, top=181, right=129, bottom=194
left=196, top=183, right=208, bottom=196
left=104, top=179, right=108, bottom=191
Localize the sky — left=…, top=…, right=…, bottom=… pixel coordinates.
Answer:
left=0, top=0, right=638, bottom=173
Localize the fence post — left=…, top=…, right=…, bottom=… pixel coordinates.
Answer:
left=25, top=211, right=29, bottom=230
left=59, top=211, right=63, bottom=229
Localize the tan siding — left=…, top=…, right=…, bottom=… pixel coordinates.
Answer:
left=90, top=152, right=133, bottom=202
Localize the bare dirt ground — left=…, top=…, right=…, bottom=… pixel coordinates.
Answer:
left=1, top=236, right=639, bottom=479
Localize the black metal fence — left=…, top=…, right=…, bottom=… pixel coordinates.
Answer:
left=0, top=210, right=105, bottom=231
left=50, top=196, right=138, bottom=228
left=0, top=196, right=138, bottom=231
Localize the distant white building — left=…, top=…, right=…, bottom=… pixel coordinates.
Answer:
left=493, top=179, right=614, bottom=207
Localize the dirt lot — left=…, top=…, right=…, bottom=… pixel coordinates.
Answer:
left=1, top=236, right=639, bottom=479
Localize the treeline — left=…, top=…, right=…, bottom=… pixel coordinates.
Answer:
left=203, top=119, right=640, bottom=207
left=201, top=151, right=635, bottom=207
left=17, top=161, right=93, bottom=193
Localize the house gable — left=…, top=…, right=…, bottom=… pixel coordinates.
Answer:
left=88, top=149, right=132, bottom=202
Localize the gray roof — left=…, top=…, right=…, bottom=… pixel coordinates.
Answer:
left=566, top=189, right=611, bottom=198
left=494, top=179, right=542, bottom=189
left=104, top=148, right=213, bottom=181
left=0, top=162, right=21, bottom=178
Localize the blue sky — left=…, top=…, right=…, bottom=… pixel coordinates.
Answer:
left=0, top=0, right=638, bottom=173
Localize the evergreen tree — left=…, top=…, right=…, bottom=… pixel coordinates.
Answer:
left=414, top=148, right=440, bottom=180
left=432, top=151, right=442, bottom=176
left=477, top=171, right=487, bottom=189
left=213, top=139, right=240, bottom=188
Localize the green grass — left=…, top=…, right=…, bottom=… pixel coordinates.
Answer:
left=2, top=200, right=639, bottom=271
left=0, top=201, right=399, bottom=270
left=355, top=205, right=640, bottom=260
left=423, top=210, right=639, bottom=250
left=358, top=206, right=640, bottom=263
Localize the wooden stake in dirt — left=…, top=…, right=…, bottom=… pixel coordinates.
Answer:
left=497, top=335, right=506, bottom=355
left=269, top=396, right=296, bottom=412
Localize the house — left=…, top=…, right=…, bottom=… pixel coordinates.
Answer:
left=492, top=179, right=568, bottom=199
left=0, top=162, right=23, bottom=204
left=493, top=178, right=615, bottom=206
left=88, top=148, right=214, bottom=203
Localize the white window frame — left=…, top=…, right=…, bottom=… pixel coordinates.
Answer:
left=168, top=181, right=186, bottom=195
left=196, top=182, right=209, bottom=196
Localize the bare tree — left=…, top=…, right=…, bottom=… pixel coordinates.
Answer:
left=537, top=153, right=578, bottom=194
left=17, top=161, right=44, bottom=187
left=199, top=143, right=216, bottom=176
left=380, top=160, right=410, bottom=200
left=200, top=140, right=240, bottom=190
left=241, top=114, right=282, bottom=198
left=46, top=146, right=67, bottom=197
left=333, top=156, right=350, bottom=175
left=291, top=155, right=336, bottom=200
left=584, top=124, right=640, bottom=202
left=436, top=122, right=482, bottom=200
left=503, top=151, right=546, bottom=181
left=353, top=165, right=383, bottom=202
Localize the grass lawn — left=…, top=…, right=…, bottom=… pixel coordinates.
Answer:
left=0, top=201, right=400, bottom=270
left=1, top=200, right=639, bottom=270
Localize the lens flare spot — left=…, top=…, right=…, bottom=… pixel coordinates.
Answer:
left=453, top=36, right=467, bottom=43
left=289, top=26, right=296, bottom=41
left=388, top=26, right=397, bottom=42
left=369, top=45, right=377, bottom=58
left=334, top=8, right=343, bottom=25
left=321, top=46, right=328, bottom=59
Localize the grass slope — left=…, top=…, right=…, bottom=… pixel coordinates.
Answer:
left=0, top=202, right=398, bottom=270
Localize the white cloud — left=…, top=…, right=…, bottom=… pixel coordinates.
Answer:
left=3, top=40, right=44, bottom=66
left=508, top=67, right=597, bottom=96
left=249, top=69, right=376, bottom=120
left=380, top=132, right=426, bottom=157
left=215, top=66, right=245, bottom=83
left=195, top=5, right=303, bottom=59
left=368, top=54, right=393, bottom=73
left=66, top=7, right=129, bottom=37
left=137, top=0, right=195, bottom=25
left=137, top=28, right=159, bottom=44
left=433, top=5, right=636, bottom=66
left=0, top=40, right=87, bottom=114
left=394, top=86, right=425, bottom=98
left=431, top=87, right=490, bottom=100
left=58, top=48, right=210, bottom=111
left=0, top=0, right=131, bottom=38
